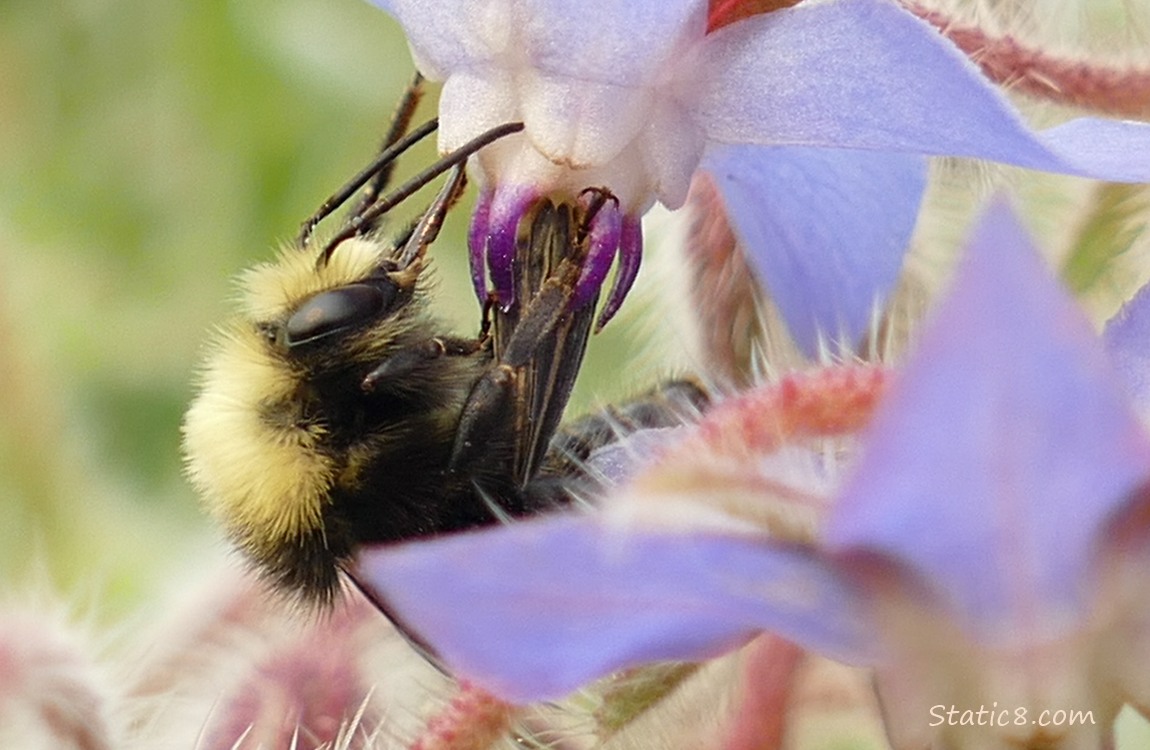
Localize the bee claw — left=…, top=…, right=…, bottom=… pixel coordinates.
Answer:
left=361, top=340, right=445, bottom=392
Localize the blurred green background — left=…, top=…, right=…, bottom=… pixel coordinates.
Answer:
left=5, top=0, right=1147, bottom=624
left=0, top=0, right=677, bottom=616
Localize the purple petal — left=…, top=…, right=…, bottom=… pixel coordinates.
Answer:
left=468, top=188, right=493, bottom=300
left=702, top=145, right=926, bottom=356
left=694, top=0, right=1150, bottom=182
left=583, top=427, right=684, bottom=484
left=1104, top=282, right=1150, bottom=417
left=828, top=198, right=1150, bottom=640
left=597, top=214, right=643, bottom=330
left=357, top=516, right=871, bottom=703
left=486, top=185, right=537, bottom=310
left=572, top=197, right=622, bottom=311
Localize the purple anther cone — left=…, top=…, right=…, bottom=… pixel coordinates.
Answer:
left=572, top=197, right=623, bottom=312
left=597, top=214, right=643, bottom=330
left=467, top=188, right=493, bottom=302
left=469, top=185, right=643, bottom=326
left=485, top=185, right=537, bottom=310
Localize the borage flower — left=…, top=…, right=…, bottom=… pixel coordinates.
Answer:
left=357, top=199, right=1150, bottom=749
left=368, top=0, right=1150, bottom=346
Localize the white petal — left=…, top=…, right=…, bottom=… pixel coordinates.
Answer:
left=642, top=98, right=706, bottom=209
left=438, top=68, right=520, bottom=151
left=375, top=0, right=517, bottom=79
left=521, top=0, right=706, bottom=84
left=520, top=72, right=650, bottom=167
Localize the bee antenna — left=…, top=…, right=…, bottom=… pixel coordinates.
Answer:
left=352, top=72, right=426, bottom=220
left=300, top=118, right=438, bottom=248
left=319, top=121, right=525, bottom=265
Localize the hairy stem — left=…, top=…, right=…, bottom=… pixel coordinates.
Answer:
left=903, top=0, right=1150, bottom=118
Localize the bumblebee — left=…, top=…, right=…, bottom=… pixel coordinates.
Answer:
left=183, top=79, right=707, bottom=606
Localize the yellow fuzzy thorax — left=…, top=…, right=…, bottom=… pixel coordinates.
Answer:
left=241, top=237, right=394, bottom=322
left=182, top=237, right=396, bottom=552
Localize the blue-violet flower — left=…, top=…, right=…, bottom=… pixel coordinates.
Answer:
left=357, top=198, right=1150, bottom=749
left=368, top=0, right=1150, bottom=348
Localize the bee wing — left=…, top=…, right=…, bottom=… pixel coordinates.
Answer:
left=494, top=201, right=598, bottom=486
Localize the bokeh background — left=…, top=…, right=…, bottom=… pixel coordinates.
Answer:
left=6, top=1, right=1150, bottom=748
left=0, top=0, right=684, bottom=619
left=4, top=0, right=1150, bottom=656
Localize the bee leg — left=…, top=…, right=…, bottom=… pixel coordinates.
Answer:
left=342, top=566, right=446, bottom=670
left=496, top=278, right=574, bottom=367
left=453, top=197, right=631, bottom=504
left=448, top=363, right=517, bottom=475
left=543, top=379, right=712, bottom=476
left=299, top=72, right=432, bottom=246
left=392, top=163, right=468, bottom=273
left=361, top=336, right=484, bottom=393
left=352, top=72, right=428, bottom=221
left=447, top=274, right=576, bottom=475
left=478, top=292, right=497, bottom=341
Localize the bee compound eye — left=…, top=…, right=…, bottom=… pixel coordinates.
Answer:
left=286, top=282, right=396, bottom=347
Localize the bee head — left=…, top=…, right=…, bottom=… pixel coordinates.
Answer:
left=241, top=237, right=433, bottom=371
left=283, top=270, right=403, bottom=350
